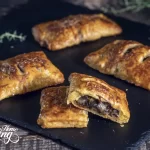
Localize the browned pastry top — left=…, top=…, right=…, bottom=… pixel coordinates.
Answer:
left=84, top=40, right=150, bottom=90
left=0, top=51, right=64, bottom=100
left=37, top=86, right=88, bottom=128
left=45, top=14, right=117, bottom=31
left=67, top=73, right=130, bottom=124
left=32, top=14, right=122, bottom=50
left=0, top=51, right=47, bottom=80
left=40, top=86, right=81, bottom=115
left=69, top=73, right=128, bottom=109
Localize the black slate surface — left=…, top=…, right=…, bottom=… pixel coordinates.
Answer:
left=0, top=0, right=150, bottom=150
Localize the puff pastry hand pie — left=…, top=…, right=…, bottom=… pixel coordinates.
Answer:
left=84, top=40, right=150, bottom=90
left=32, top=14, right=122, bottom=51
left=0, top=51, right=64, bottom=101
left=37, top=86, right=88, bottom=128
left=67, top=73, right=130, bottom=124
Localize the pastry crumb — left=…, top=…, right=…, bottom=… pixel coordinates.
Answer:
left=112, top=129, right=115, bottom=133
left=80, top=132, right=84, bottom=134
left=125, top=89, right=128, bottom=91
left=10, top=46, right=14, bottom=48
left=120, top=124, right=124, bottom=127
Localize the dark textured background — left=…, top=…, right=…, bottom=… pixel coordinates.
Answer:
left=0, top=0, right=150, bottom=25
left=0, top=0, right=28, bottom=17
left=0, top=121, right=71, bottom=150
left=65, top=0, right=150, bottom=25
left=0, top=0, right=149, bottom=150
left=0, top=1, right=71, bottom=149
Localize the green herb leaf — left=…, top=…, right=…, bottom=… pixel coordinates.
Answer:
left=0, top=31, right=27, bottom=43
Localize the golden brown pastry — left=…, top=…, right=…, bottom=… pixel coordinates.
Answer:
left=37, top=86, right=88, bottom=128
left=67, top=73, right=130, bottom=124
left=84, top=40, right=150, bottom=90
left=0, top=51, right=64, bottom=101
left=32, top=14, right=122, bottom=51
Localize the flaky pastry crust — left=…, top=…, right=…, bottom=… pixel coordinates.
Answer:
left=67, top=73, right=130, bottom=124
left=84, top=40, right=150, bottom=90
left=37, top=86, right=88, bottom=128
left=0, top=51, right=64, bottom=100
left=32, top=14, right=122, bottom=51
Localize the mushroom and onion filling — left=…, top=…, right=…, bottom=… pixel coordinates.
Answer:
left=76, top=96, right=119, bottom=117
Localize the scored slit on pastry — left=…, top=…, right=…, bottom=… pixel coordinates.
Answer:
left=143, top=55, right=150, bottom=61
left=84, top=40, right=150, bottom=90
left=32, top=14, right=122, bottom=51
left=0, top=51, right=64, bottom=101
left=67, top=73, right=130, bottom=124
left=37, top=86, right=89, bottom=128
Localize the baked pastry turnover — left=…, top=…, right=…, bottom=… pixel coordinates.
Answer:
left=37, top=86, right=88, bottom=128
left=67, top=73, right=130, bottom=124
left=0, top=51, right=64, bottom=101
left=32, top=14, right=122, bottom=51
left=84, top=40, right=150, bottom=90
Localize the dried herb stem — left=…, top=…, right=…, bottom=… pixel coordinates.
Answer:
left=101, top=0, right=150, bottom=14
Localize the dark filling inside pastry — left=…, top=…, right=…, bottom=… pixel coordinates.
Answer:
left=76, top=96, right=119, bottom=118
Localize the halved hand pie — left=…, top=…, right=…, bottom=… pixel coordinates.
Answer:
left=67, top=73, right=130, bottom=124
left=0, top=51, right=64, bottom=101
left=84, top=40, right=150, bottom=90
left=37, top=86, right=89, bottom=128
left=32, top=14, right=122, bottom=51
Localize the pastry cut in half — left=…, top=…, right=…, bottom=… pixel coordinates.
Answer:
left=67, top=73, right=130, bottom=124
left=84, top=40, right=150, bottom=90
left=0, top=51, right=64, bottom=101
left=37, top=86, right=88, bottom=128
left=32, top=14, right=122, bottom=51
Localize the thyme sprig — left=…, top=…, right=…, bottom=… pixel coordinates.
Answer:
left=0, top=31, right=27, bottom=43
left=101, top=0, right=150, bottom=14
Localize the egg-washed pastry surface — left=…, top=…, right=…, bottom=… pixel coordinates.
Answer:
left=84, top=40, right=150, bottom=90
left=32, top=14, right=122, bottom=51
left=0, top=51, right=64, bottom=101
left=37, top=86, right=88, bottom=128
left=67, top=73, right=130, bottom=124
